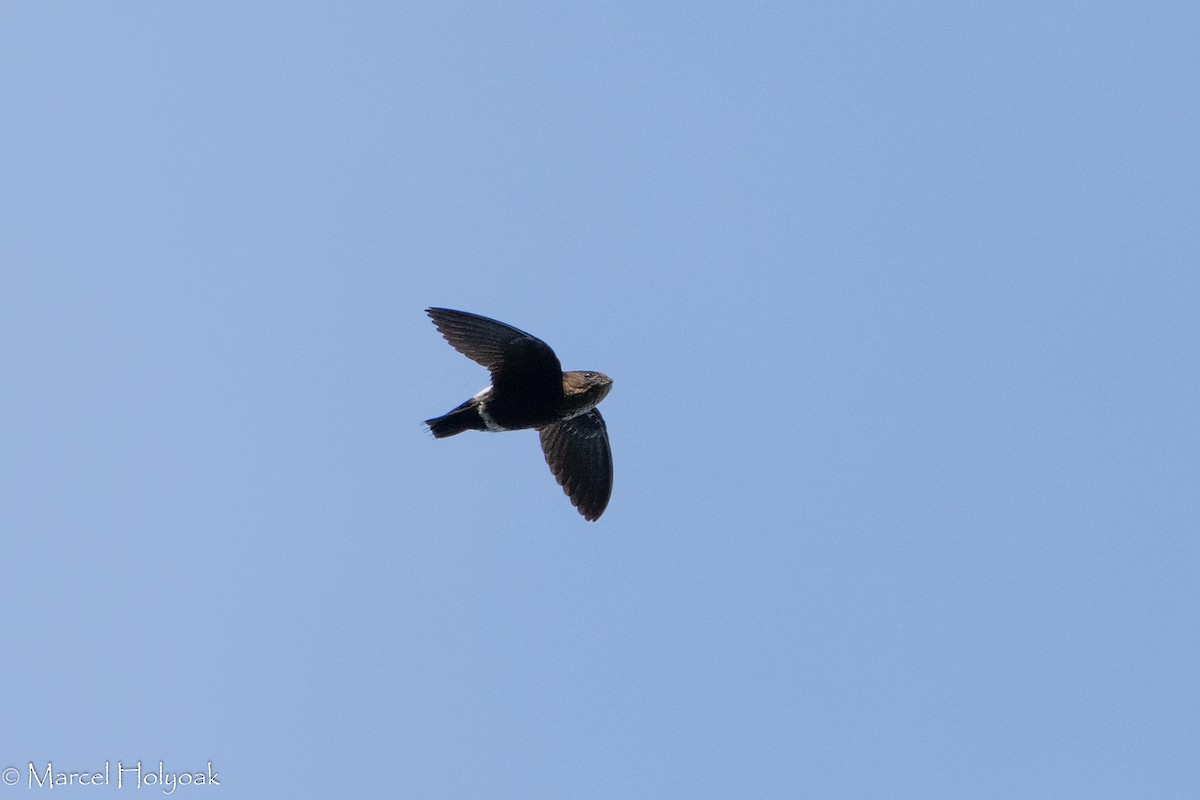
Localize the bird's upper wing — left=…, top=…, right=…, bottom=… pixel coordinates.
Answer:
left=426, top=307, right=563, bottom=408
left=425, top=308, right=547, bottom=369
left=539, top=410, right=613, bottom=521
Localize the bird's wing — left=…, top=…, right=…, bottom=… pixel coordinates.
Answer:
left=539, top=410, right=613, bottom=521
left=426, top=307, right=563, bottom=407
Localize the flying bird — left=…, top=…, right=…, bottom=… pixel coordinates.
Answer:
left=424, top=307, right=614, bottom=521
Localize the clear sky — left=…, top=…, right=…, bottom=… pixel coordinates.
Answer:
left=3, top=3, right=1197, bottom=798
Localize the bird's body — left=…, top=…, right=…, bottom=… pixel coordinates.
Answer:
left=424, top=308, right=614, bottom=521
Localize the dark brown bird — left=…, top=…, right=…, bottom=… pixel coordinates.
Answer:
left=424, top=308, right=614, bottom=521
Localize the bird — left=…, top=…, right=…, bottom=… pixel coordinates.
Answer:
left=423, top=307, right=614, bottom=521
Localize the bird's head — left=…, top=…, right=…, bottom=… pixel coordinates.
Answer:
left=562, top=370, right=613, bottom=411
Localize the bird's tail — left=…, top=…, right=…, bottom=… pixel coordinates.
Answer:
left=425, top=401, right=486, bottom=438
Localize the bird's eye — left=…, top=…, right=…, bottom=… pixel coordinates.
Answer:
left=585, top=371, right=596, bottom=379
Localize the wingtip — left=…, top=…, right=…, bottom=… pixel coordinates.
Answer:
left=576, top=494, right=609, bottom=521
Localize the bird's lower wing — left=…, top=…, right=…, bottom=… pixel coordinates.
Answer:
left=539, top=410, right=613, bottom=521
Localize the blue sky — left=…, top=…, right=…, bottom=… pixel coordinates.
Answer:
left=2, top=2, right=1197, bottom=798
